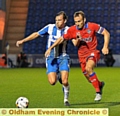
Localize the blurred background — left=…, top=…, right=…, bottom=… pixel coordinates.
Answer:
left=0, top=0, right=120, bottom=68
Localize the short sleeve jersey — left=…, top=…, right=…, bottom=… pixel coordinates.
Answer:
left=38, top=24, right=69, bottom=58
left=63, top=22, right=104, bottom=57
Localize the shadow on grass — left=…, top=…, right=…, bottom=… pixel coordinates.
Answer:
left=69, top=102, right=120, bottom=107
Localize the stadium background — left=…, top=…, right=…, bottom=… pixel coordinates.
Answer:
left=0, top=1, right=120, bottom=115
left=0, top=0, right=120, bottom=67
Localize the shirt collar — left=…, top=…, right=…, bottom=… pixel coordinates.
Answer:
left=76, top=22, right=88, bottom=30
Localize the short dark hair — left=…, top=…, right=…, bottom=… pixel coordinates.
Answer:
left=74, top=11, right=85, bottom=19
left=56, top=11, right=68, bottom=20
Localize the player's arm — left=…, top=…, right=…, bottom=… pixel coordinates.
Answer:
left=93, top=22, right=110, bottom=55
left=16, top=32, right=40, bottom=47
left=72, top=31, right=81, bottom=47
left=72, top=36, right=81, bottom=47
left=101, top=28, right=110, bottom=55
left=72, top=38, right=81, bottom=47
left=45, top=36, right=64, bottom=57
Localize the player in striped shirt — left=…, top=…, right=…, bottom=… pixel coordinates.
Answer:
left=45, top=11, right=110, bottom=102
left=16, top=11, right=70, bottom=106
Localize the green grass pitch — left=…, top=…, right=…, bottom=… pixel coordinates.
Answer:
left=0, top=67, right=120, bottom=116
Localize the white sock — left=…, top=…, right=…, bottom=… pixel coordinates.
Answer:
left=63, top=84, right=70, bottom=101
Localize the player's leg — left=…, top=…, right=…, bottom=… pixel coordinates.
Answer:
left=86, top=59, right=102, bottom=101
left=85, top=52, right=104, bottom=101
left=59, top=58, right=70, bottom=106
left=57, top=70, right=62, bottom=84
left=47, top=72, right=57, bottom=85
left=61, top=71, right=70, bottom=105
left=79, top=56, right=91, bottom=83
left=46, top=58, right=58, bottom=85
left=86, top=59, right=101, bottom=91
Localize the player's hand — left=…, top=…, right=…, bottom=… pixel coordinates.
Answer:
left=102, top=47, right=109, bottom=55
left=45, top=48, right=51, bottom=58
left=16, top=40, right=24, bottom=47
left=76, top=32, right=82, bottom=40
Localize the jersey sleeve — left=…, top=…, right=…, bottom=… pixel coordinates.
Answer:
left=91, top=23, right=104, bottom=34
left=63, top=28, right=73, bottom=40
left=37, top=24, right=49, bottom=36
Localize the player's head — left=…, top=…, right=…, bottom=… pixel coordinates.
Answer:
left=73, top=11, right=86, bottom=29
left=55, top=11, right=68, bottom=29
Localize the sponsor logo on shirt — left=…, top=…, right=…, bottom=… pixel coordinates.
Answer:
left=81, top=37, right=92, bottom=42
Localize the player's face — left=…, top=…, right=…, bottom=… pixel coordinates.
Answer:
left=55, top=15, right=66, bottom=29
left=74, top=14, right=85, bottom=29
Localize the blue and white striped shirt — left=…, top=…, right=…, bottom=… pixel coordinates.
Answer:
left=38, top=24, right=69, bottom=58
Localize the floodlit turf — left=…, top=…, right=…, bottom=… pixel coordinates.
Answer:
left=0, top=67, right=120, bottom=116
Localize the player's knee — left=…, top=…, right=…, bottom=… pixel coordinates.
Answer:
left=49, top=81, right=56, bottom=85
left=48, top=79, right=56, bottom=85
left=85, top=66, right=89, bottom=72
left=62, top=79, right=68, bottom=86
left=85, top=66, right=92, bottom=74
left=51, top=83, right=56, bottom=85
